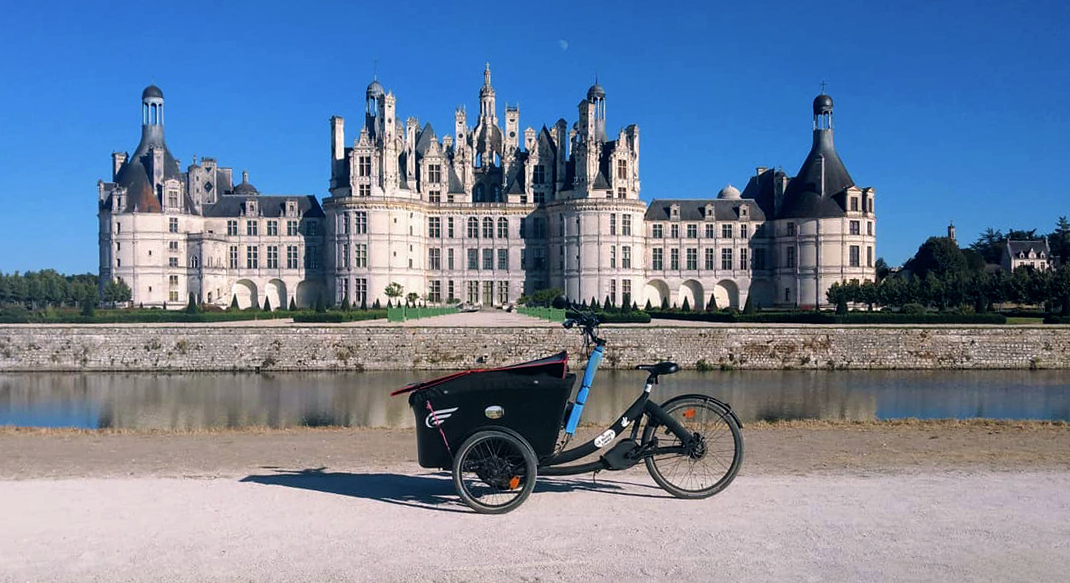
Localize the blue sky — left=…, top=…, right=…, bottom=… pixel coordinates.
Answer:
left=1, top=0, right=1067, bottom=274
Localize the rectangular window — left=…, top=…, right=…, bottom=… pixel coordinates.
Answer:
left=468, top=249, right=478, bottom=270
left=268, top=220, right=278, bottom=236
left=652, top=248, right=663, bottom=270
left=482, top=219, right=492, bottom=239
left=227, top=220, right=238, bottom=236
left=741, top=224, right=749, bottom=239
left=652, top=224, right=663, bottom=239
left=358, top=184, right=371, bottom=197
left=467, top=218, right=479, bottom=238
left=497, top=219, right=508, bottom=239
left=610, top=279, right=617, bottom=305
left=286, top=246, right=298, bottom=269
left=721, top=248, right=733, bottom=270
left=622, top=214, right=632, bottom=236
left=687, top=224, right=697, bottom=239
left=341, top=215, right=349, bottom=235
left=359, top=156, right=371, bottom=177
left=429, top=248, right=441, bottom=270
left=429, top=190, right=440, bottom=203
left=622, top=279, right=631, bottom=303
left=340, top=278, right=350, bottom=305
left=617, top=159, right=627, bottom=180
left=705, top=248, right=716, bottom=270
left=498, top=281, right=509, bottom=305
left=246, top=220, right=258, bottom=236
left=168, top=257, right=178, bottom=267
left=447, top=217, right=455, bottom=238
left=287, top=220, right=298, bottom=236
left=467, top=281, right=479, bottom=304
left=850, top=245, right=861, bottom=267
left=721, top=224, right=732, bottom=239
left=246, top=246, right=259, bottom=269
left=670, top=224, right=679, bottom=239
left=447, top=280, right=455, bottom=302
left=670, top=248, right=680, bottom=270
left=353, top=212, right=366, bottom=235
left=427, top=164, right=442, bottom=184
left=429, top=217, right=441, bottom=238
left=850, top=220, right=860, bottom=235
left=305, top=246, right=320, bottom=269
left=168, top=241, right=178, bottom=251
left=686, top=248, right=697, bottom=270
left=306, top=222, right=318, bottom=237
left=534, top=191, right=545, bottom=205
left=850, top=197, right=859, bottom=212
left=229, top=246, right=239, bottom=269
left=520, top=249, right=526, bottom=269
left=356, top=278, right=367, bottom=305
left=754, top=249, right=765, bottom=270
left=786, top=246, right=797, bottom=268
left=168, top=275, right=178, bottom=286
left=267, top=246, right=278, bottom=269
left=705, top=224, right=715, bottom=239
left=610, top=246, right=616, bottom=268
left=622, top=246, right=631, bottom=269
left=483, top=281, right=494, bottom=305
left=429, top=280, right=442, bottom=303
left=448, top=248, right=454, bottom=270
left=355, top=243, right=366, bottom=268
left=533, top=165, right=546, bottom=185
left=867, top=221, right=873, bottom=236
left=483, top=248, right=493, bottom=270
left=169, top=290, right=179, bottom=302
left=610, top=214, right=617, bottom=235
left=498, top=249, right=508, bottom=270
left=617, top=187, right=626, bottom=199
left=342, top=243, right=350, bottom=269
left=740, top=248, right=748, bottom=270
left=786, top=222, right=796, bottom=236
left=867, top=246, right=873, bottom=267
left=169, top=218, right=178, bottom=233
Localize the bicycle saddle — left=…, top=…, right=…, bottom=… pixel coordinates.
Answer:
left=635, top=362, right=680, bottom=377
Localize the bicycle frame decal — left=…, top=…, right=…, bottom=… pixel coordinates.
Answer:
left=563, top=344, right=603, bottom=436
left=594, top=429, right=616, bottom=448
left=425, top=407, right=459, bottom=428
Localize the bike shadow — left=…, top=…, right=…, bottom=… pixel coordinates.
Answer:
left=241, top=467, right=667, bottom=513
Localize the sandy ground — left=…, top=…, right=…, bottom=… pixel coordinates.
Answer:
left=2, top=422, right=1069, bottom=582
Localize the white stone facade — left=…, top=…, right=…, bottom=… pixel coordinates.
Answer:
left=99, top=74, right=876, bottom=310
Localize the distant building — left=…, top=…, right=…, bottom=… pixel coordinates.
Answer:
left=99, top=69, right=877, bottom=310
left=1002, top=239, right=1053, bottom=272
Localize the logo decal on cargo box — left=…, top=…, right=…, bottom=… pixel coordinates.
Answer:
left=594, top=429, right=617, bottom=448
left=425, top=407, right=459, bottom=428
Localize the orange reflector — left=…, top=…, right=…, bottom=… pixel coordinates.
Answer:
left=509, top=476, right=521, bottom=490
left=682, top=408, right=696, bottom=419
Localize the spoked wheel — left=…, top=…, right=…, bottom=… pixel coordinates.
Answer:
left=452, top=430, right=537, bottom=514
left=642, top=397, right=744, bottom=499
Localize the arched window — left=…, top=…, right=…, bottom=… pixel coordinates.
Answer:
left=483, top=217, right=494, bottom=238
left=467, top=217, right=478, bottom=238
left=497, top=218, right=508, bottom=238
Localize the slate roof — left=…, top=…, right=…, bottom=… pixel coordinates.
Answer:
left=113, top=126, right=182, bottom=213
left=644, top=199, right=766, bottom=222
left=1006, top=240, right=1051, bottom=258
left=202, top=194, right=325, bottom=218
left=777, top=129, right=853, bottom=220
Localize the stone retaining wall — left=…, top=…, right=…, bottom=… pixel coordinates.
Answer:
left=0, top=324, right=1067, bottom=372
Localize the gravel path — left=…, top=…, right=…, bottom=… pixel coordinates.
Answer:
left=2, top=469, right=1068, bottom=582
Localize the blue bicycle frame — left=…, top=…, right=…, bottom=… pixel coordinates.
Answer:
left=563, top=343, right=604, bottom=436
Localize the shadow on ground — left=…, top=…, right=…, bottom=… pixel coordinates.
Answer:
left=241, top=467, right=666, bottom=513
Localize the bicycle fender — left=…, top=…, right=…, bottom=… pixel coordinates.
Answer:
left=660, top=393, right=743, bottom=428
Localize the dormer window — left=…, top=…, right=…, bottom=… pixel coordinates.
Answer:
left=740, top=205, right=749, bottom=218
left=287, top=201, right=297, bottom=216
left=246, top=200, right=257, bottom=216
left=670, top=204, right=680, bottom=221
left=704, top=204, right=715, bottom=220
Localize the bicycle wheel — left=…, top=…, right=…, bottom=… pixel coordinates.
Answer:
left=642, top=396, right=744, bottom=499
left=452, top=430, right=538, bottom=514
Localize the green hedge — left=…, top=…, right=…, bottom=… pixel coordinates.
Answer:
left=590, top=311, right=651, bottom=324
left=1044, top=315, right=1070, bottom=324
left=0, top=307, right=298, bottom=324
left=645, top=309, right=1007, bottom=325
left=291, top=310, right=387, bottom=323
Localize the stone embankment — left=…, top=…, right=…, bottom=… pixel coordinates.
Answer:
left=1, top=320, right=1068, bottom=371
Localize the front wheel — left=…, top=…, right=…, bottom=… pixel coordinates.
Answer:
left=452, top=430, right=538, bottom=514
left=642, top=397, right=744, bottom=499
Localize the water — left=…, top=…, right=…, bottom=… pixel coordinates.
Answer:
left=2, top=369, right=1068, bottom=430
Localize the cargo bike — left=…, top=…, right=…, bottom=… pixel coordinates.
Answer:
left=391, top=299, right=744, bottom=514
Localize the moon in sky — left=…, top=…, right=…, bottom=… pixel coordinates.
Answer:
left=558, top=39, right=569, bottom=51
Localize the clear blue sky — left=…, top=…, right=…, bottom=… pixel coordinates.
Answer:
left=1, top=0, right=1067, bottom=274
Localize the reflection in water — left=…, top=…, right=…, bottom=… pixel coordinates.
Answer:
left=1, top=370, right=1068, bottom=430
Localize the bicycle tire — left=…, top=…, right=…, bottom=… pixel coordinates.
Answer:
left=452, top=430, right=538, bottom=514
left=642, top=396, right=744, bottom=499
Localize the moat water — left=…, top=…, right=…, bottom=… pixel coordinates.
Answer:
left=2, top=370, right=1069, bottom=429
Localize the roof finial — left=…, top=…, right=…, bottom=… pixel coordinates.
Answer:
left=820, top=80, right=828, bottom=94
left=484, top=61, right=491, bottom=87
left=373, top=57, right=378, bottom=80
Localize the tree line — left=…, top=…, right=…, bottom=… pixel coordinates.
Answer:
left=0, top=271, right=131, bottom=309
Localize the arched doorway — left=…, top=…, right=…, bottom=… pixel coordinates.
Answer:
left=231, top=279, right=258, bottom=310
left=679, top=280, right=704, bottom=310
left=643, top=279, right=670, bottom=309
left=295, top=280, right=322, bottom=308
left=712, top=279, right=740, bottom=310
left=266, top=279, right=286, bottom=311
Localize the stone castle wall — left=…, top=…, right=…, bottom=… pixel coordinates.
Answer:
left=1, top=324, right=1068, bottom=372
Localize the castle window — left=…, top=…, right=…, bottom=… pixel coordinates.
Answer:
left=721, top=248, right=732, bottom=270
left=850, top=197, right=859, bottom=212
left=687, top=248, right=697, bottom=270
left=467, top=218, right=478, bottom=238
left=356, top=244, right=367, bottom=268
left=786, top=222, right=796, bottom=236
left=786, top=246, right=796, bottom=268
left=168, top=257, right=178, bottom=267
left=722, top=224, right=733, bottom=239
left=652, top=248, right=663, bottom=270
left=268, top=220, right=279, bottom=236
left=168, top=241, right=178, bottom=251
left=740, top=249, right=748, bottom=270
left=342, top=243, right=350, bottom=269
left=483, top=248, right=493, bottom=270
left=705, top=248, right=716, bottom=270
left=429, top=248, right=441, bottom=270
left=167, top=190, right=179, bottom=209
left=670, top=224, right=679, bottom=239
left=429, top=217, right=441, bottom=238
left=610, top=246, right=616, bottom=268
left=429, top=190, right=440, bottom=203
left=229, top=246, right=239, bottom=269
left=533, top=165, right=546, bottom=185
left=617, top=187, right=626, bottom=199
left=868, top=221, right=873, bottom=236
left=622, top=246, right=631, bottom=269
left=850, top=220, right=860, bottom=235
left=169, top=218, right=179, bottom=233
left=227, top=220, right=238, bottom=236
left=358, top=184, right=371, bottom=197
left=705, top=224, right=715, bottom=239
left=498, top=218, right=508, bottom=238
left=850, top=245, right=861, bottom=267
left=610, top=214, right=617, bottom=235
left=610, top=279, right=617, bottom=305
left=246, top=246, right=259, bottom=269
left=670, top=248, right=680, bottom=270
left=359, top=156, right=372, bottom=177
left=267, top=246, right=279, bottom=269
left=246, top=220, right=258, bottom=236
left=306, top=221, right=318, bottom=237
left=867, top=246, right=873, bottom=267
left=116, top=222, right=121, bottom=233
left=468, top=249, right=478, bottom=270
left=287, top=220, right=299, bottom=236
left=622, top=214, right=632, bottom=236
left=622, top=279, right=631, bottom=304
left=741, top=224, right=749, bottom=239
left=428, top=164, right=442, bottom=184
left=287, top=246, right=298, bottom=269
left=483, top=217, right=494, bottom=238
left=652, top=224, right=663, bottom=239
left=498, top=249, right=508, bottom=270
left=617, top=160, right=627, bottom=180
left=687, top=224, right=697, bottom=239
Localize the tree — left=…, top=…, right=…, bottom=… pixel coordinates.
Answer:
left=263, top=296, right=272, bottom=312
left=80, top=287, right=96, bottom=317
left=186, top=293, right=199, bottom=314
left=874, top=257, right=891, bottom=282
left=645, top=299, right=652, bottom=311
left=970, top=228, right=1006, bottom=265
left=908, top=237, right=968, bottom=280
left=706, top=294, right=718, bottom=311
left=406, top=292, right=419, bottom=306
left=289, top=297, right=297, bottom=311
left=384, top=282, right=404, bottom=306
left=827, top=282, right=848, bottom=314
left=742, top=295, right=756, bottom=314
left=681, top=297, right=691, bottom=312
left=1048, top=216, right=1070, bottom=265
left=360, top=296, right=367, bottom=310
left=230, top=295, right=239, bottom=310
left=373, top=299, right=381, bottom=309
left=1052, top=264, right=1070, bottom=315
left=660, top=296, right=669, bottom=310
left=603, top=296, right=612, bottom=312
left=315, top=294, right=326, bottom=313
left=621, top=293, right=631, bottom=313
left=341, top=298, right=350, bottom=311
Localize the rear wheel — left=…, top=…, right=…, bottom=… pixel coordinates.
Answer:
left=642, top=397, right=743, bottom=499
left=452, top=430, right=537, bottom=514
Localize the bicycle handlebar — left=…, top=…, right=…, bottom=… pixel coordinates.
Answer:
left=553, top=296, right=604, bottom=346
